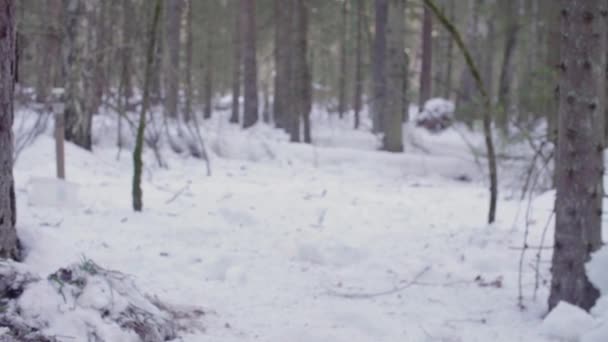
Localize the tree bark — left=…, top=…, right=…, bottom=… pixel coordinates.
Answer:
left=272, top=0, right=288, bottom=130
left=184, top=0, right=193, bottom=122
left=0, top=0, right=20, bottom=260
left=372, top=0, right=388, bottom=134
left=418, top=4, right=433, bottom=110
left=337, top=0, right=348, bottom=119
left=62, top=0, right=92, bottom=150
left=294, top=0, right=311, bottom=143
left=549, top=0, right=606, bottom=312
left=165, top=0, right=182, bottom=119
left=242, top=0, right=259, bottom=128
left=383, top=0, right=405, bottom=152
left=230, top=0, right=242, bottom=124
left=353, top=0, right=363, bottom=129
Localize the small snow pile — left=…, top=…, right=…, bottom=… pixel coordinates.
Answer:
left=579, top=247, right=608, bottom=341
left=540, top=301, right=595, bottom=341
left=415, top=98, right=454, bottom=133
left=0, top=260, right=204, bottom=342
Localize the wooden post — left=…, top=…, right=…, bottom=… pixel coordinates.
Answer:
left=53, top=102, right=65, bottom=180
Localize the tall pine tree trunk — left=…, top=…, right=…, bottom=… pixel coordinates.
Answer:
left=337, top=0, right=348, bottom=119
left=230, top=0, right=242, bottom=124
left=165, top=0, right=182, bottom=119
left=372, top=0, right=388, bottom=134
left=0, top=0, right=20, bottom=260
left=353, top=0, right=363, bottom=129
left=383, top=0, right=405, bottom=152
left=549, top=0, right=606, bottom=312
left=184, top=0, right=193, bottom=122
left=294, top=0, right=311, bottom=143
left=242, top=0, right=259, bottom=128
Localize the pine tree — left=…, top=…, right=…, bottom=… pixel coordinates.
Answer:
left=549, top=0, right=606, bottom=312
left=0, top=0, right=20, bottom=260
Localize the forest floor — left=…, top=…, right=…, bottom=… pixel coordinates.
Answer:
left=13, top=109, right=562, bottom=341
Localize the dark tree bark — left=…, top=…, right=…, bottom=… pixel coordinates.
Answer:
left=184, top=0, right=193, bottom=122
left=165, top=0, right=182, bottom=119
left=0, top=0, right=20, bottom=260
left=418, top=4, right=433, bottom=110
left=294, top=0, right=311, bottom=143
left=337, top=0, right=348, bottom=119
left=121, top=0, right=133, bottom=101
left=383, top=0, right=405, bottom=152
left=133, top=0, right=163, bottom=212
left=272, top=0, right=288, bottom=130
left=230, top=0, right=242, bottom=124
left=203, top=0, right=214, bottom=120
left=242, top=0, right=259, bottom=128
left=549, top=0, right=606, bottom=312
left=372, top=0, right=388, bottom=134
left=353, top=0, right=363, bottom=129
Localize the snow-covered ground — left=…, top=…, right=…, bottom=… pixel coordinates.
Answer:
left=9, top=105, right=602, bottom=341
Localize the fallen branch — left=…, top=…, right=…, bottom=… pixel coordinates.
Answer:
left=165, top=184, right=190, bottom=204
left=326, top=266, right=431, bottom=299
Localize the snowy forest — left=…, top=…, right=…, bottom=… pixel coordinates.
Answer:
left=0, top=0, right=607, bottom=340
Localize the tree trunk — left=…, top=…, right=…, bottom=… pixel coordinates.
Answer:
left=372, top=0, right=388, bottom=134
left=165, top=0, right=182, bottom=119
left=133, top=0, right=162, bottom=212
left=549, top=0, right=606, bottom=312
left=418, top=4, right=432, bottom=110
left=91, top=0, right=109, bottom=113
left=0, top=0, right=20, bottom=260
left=383, top=0, right=405, bottom=152
left=272, top=0, right=289, bottom=130
left=242, top=0, right=259, bottom=128
left=337, top=0, right=348, bottom=119
left=497, top=0, right=519, bottom=131
left=203, top=2, right=213, bottom=120
left=184, top=0, right=193, bottom=122
left=353, top=0, right=363, bottom=129
left=62, top=0, right=92, bottom=150
left=121, top=0, right=133, bottom=102
left=230, top=0, right=242, bottom=124
left=294, top=0, right=311, bottom=143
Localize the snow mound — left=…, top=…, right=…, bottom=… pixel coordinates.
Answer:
left=540, top=301, right=594, bottom=341
left=0, top=260, right=205, bottom=342
left=588, top=248, right=608, bottom=295
left=415, top=98, right=454, bottom=133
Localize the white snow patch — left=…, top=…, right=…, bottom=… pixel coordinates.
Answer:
left=541, top=301, right=595, bottom=341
